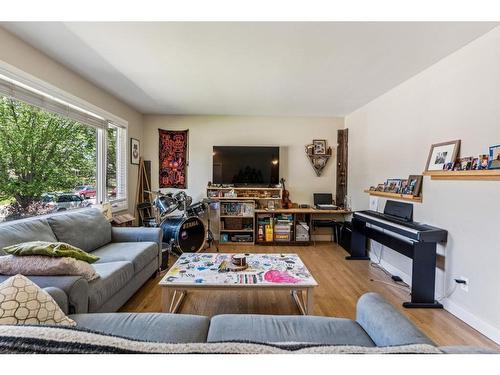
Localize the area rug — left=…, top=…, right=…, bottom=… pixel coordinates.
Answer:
left=158, top=129, right=188, bottom=188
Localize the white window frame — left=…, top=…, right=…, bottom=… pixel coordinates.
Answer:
left=0, top=61, right=129, bottom=213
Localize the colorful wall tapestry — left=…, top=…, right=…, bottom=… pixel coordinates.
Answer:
left=159, top=129, right=188, bottom=188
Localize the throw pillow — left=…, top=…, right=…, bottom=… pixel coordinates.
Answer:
left=0, top=275, right=76, bottom=326
left=0, top=255, right=99, bottom=281
left=2, top=241, right=99, bottom=264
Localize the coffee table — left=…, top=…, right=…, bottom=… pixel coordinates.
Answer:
left=159, top=253, right=318, bottom=315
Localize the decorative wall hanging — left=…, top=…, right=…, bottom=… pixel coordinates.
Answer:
left=159, top=129, right=189, bottom=188
left=305, top=140, right=332, bottom=176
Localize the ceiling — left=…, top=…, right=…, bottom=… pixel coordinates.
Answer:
left=1, top=22, right=498, bottom=117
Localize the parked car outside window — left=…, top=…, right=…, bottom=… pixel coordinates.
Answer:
left=75, top=186, right=96, bottom=199
left=42, top=193, right=92, bottom=212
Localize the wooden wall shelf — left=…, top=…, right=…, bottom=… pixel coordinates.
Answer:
left=423, top=170, right=500, bottom=181
left=364, top=190, right=423, bottom=203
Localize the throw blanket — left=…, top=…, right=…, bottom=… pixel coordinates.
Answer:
left=0, top=325, right=442, bottom=354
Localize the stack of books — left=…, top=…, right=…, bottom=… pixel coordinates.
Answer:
left=274, top=214, right=293, bottom=242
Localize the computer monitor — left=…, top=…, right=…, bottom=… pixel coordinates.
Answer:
left=313, top=193, right=334, bottom=206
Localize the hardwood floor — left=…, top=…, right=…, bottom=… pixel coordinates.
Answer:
left=120, top=242, right=499, bottom=349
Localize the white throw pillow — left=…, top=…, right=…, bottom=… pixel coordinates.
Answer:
left=0, top=255, right=99, bottom=281
left=0, top=274, right=76, bottom=326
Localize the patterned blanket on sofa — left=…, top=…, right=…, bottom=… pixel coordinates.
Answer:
left=0, top=325, right=442, bottom=354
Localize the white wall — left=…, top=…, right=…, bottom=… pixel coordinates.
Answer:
left=143, top=115, right=343, bottom=204
left=0, top=28, right=144, bottom=213
left=346, top=27, right=500, bottom=343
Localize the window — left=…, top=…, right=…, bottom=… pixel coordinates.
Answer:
left=106, top=124, right=127, bottom=206
left=0, top=72, right=127, bottom=222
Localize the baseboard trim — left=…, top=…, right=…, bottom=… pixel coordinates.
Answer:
left=368, top=251, right=500, bottom=345
left=443, top=299, right=500, bottom=345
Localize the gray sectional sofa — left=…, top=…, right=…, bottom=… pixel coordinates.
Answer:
left=0, top=208, right=162, bottom=313
left=1, top=292, right=494, bottom=353
left=69, top=293, right=434, bottom=347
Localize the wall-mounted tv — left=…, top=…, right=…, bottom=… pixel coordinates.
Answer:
left=212, top=146, right=280, bottom=186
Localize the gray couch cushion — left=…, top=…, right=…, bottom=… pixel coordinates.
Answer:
left=93, top=242, right=158, bottom=273
left=70, top=313, right=210, bottom=343
left=0, top=219, right=57, bottom=252
left=43, top=287, right=69, bottom=315
left=356, top=292, right=435, bottom=346
left=89, top=262, right=134, bottom=312
left=207, top=314, right=376, bottom=346
left=47, top=208, right=111, bottom=252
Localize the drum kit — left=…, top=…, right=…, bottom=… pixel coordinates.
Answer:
left=145, top=190, right=217, bottom=254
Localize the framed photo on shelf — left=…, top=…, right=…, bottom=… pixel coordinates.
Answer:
left=425, top=140, right=461, bottom=171
left=455, top=156, right=473, bottom=171
left=313, top=139, right=327, bottom=155
left=488, top=144, right=500, bottom=169
left=443, top=162, right=455, bottom=171
left=130, top=138, right=140, bottom=165
left=405, top=175, right=423, bottom=197
left=479, top=154, right=490, bottom=170
left=399, top=179, right=409, bottom=194
left=471, top=158, right=479, bottom=170
left=385, top=178, right=402, bottom=193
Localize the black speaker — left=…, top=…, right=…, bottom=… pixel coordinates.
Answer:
left=160, top=244, right=170, bottom=271
left=339, top=221, right=352, bottom=252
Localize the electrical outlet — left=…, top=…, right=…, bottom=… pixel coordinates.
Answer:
left=459, top=276, right=469, bottom=292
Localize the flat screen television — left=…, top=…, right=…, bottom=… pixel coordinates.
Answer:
left=212, top=146, right=280, bottom=186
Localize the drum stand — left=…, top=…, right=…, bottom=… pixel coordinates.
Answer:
left=205, top=205, right=219, bottom=252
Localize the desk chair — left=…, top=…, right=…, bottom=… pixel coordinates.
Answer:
left=312, top=219, right=343, bottom=244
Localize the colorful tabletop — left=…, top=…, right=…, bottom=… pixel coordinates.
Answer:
left=159, top=253, right=318, bottom=287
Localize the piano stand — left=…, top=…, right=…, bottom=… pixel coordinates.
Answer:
left=350, top=218, right=443, bottom=309
left=402, top=301, right=443, bottom=309
left=346, top=219, right=371, bottom=260
left=345, top=255, right=370, bottom=260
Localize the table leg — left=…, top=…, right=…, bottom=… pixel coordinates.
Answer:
left=306, top=288, right=314, bottom=315
left=291, top=289, right=308, bottom=315
left=169, top=289, right=186, bottom=313
left=161, top=288, right=171, bottom=313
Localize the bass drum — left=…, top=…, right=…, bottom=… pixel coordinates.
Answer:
left=161, top=216, right=206, bottom=253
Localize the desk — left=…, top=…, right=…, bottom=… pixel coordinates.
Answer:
left=254, top=208, right=351, bottom=245
left=255, top=208, right=351, bottom=215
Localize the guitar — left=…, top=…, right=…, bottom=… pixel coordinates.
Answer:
left=280, top=178, right=291, bottom=209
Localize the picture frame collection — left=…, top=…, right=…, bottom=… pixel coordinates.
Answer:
left=425, top=140, right=500, bottom=171
left=369, top=174, right=423, bottom=197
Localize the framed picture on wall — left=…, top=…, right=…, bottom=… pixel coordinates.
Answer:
left=425, top=140, right=461, bottom=171
left=313, top=139, right=327, bottom=155
left=130, top=138, right=140, bottom=165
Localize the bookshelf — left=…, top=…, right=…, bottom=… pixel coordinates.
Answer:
left=255, top=211, right=311, bottom=246
left=207, top=186, right=282, bottom=209
left=218, top=200, right=255, bottom=245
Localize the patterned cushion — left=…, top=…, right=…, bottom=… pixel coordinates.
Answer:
left=0, top=275, right=76, bottom=326
left=2, top=241, right=99, bottom=263
left=0, top=255, right=99, bottom=281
